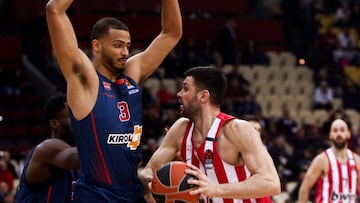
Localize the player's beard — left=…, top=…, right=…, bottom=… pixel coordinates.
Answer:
left=101, top=51, right=123, bottom=73
left=181, top=96, right=199, bottom=119
left=332, top=139, right=347, bottom=150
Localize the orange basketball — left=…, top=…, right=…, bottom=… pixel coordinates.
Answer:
left=151, top=161, right=200, bottom=203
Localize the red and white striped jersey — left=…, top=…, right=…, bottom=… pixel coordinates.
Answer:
left=315, top=148, right=359, bottom=203
left=180, top=112, right=272, bottom=203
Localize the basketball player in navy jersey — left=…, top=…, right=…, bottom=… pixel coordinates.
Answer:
left=45, top=0, right=182, bottom=202
left=140, top=67, right=280, bottom=203
left=15, top=94, right=79, bottom=203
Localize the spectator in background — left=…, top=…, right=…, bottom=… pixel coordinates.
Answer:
left=2, top=191, right=15, bottom=203
left=0, top=181, right=10, bottom=202
left=140, top=138, right=159, bottom=167
left=334, top=27, right=357, bottom=66
left=0, top=158, right=14, bottom=192
left=242, top=114, right=269, bottom=147
left=317, top=27, right=338, bottom=61
left=162, top=49, right=183, bottom=78
left=224, top=74, right=250, bottom=116
left=142, top=100, right=163, bottom=142
left=276, top=108, right=298, bottom=139
left=241, top=94, right=263, bottom=117
left=0, top=151, right=17, bottom=179
left=156, top=81, right=178, bottom=109
left=268, top=135, right=293, bottom=190
left=313, top=67, right=341, bottom=94
left=334, top=2, right=352, bottom=27
left=215, top=18, right=238, bottom=66
left=281, top=0, right=317, bottom=58
left=313, top=80, right=334, bottom=111
left=240, top=40, right=270, bottom=66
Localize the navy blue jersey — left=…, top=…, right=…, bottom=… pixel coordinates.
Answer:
left=70, top=72, right=145, bottom=202
left=15, top=148, right=76, bottom=203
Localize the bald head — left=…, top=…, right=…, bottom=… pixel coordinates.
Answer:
left=330, top=119, right=349, bottom=131
left=329, top=119, right=351, bottom=149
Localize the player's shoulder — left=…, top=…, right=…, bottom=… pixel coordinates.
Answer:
left=311, top=151, right=328, bottom=168
left=34, top=138, right=69, bottom=154
left=173, top=117, right=191, bottom=126
left=351, top=150, right=360, bottom=162
left=223, top=118, right=253, bottom=130
left=38, top=138, right=68, bottom=147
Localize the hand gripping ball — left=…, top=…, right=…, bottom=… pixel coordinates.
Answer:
left=151, top=161, right=200, bottom=203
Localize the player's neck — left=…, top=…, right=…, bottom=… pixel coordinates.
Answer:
left=193, top=107, right=220, bottom=139
left=332, top=147, right=348, bottom=162
left=94, top=62, right=119, bottom=82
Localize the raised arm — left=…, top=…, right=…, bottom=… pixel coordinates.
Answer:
left=125, top=0, right=182, bottom=82
left=46, top=0, right=85, bottom=79
left=46, top=0, right=99, bottom=119
left=298, top=154, right=325, bottom=203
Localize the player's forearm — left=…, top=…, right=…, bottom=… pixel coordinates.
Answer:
left=161, top=0, right=182, bottom=38
left=46, top=0, right=73, bottom=14
left=213, top=174, right=280, bottom=199
left=297, top=187, right=310, bottom=203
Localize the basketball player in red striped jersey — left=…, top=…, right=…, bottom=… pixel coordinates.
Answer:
left=298, top=118, right=360, bottom=203
left=140, top=67, right=280, bottom=203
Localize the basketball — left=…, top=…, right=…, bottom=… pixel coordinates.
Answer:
left=151, top=161, right=200, bottom=203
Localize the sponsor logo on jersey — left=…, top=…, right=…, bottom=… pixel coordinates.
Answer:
left=107, top=133, right=133, bottom=144
left=129, top=89, right=139, bottom=95
left=124, top=79, right=139, bottom=95
left=331, top=191, right=356, bottom=201
left=125, top=79, right=135, bottom=89
left=102, top=81, right=111, bottom=90
left=106, top=125, right=142, bottom=150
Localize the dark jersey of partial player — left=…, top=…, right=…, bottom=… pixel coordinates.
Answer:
left=14, top=148, right=76, bottom=203
left=69, top=72, right=144, bottom=201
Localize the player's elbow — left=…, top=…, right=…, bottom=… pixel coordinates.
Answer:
left=46, top=0, right=68, bottom=15
left=174, top=27, right=183, bottom=40
left=268, top=176, right=282, bottom=195
left=168, top=29, right=183, bottom=43
left=272, top=181, right=282, bottom=195
left=46, top=1, right=59, bottom=15
left=163, top=25, right=183, bottom=42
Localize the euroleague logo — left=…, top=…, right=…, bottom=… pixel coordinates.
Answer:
left=204, top=149, right=213, bottom=170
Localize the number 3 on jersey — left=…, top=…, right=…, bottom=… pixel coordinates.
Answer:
left=117, top=101, right=130, bottom=121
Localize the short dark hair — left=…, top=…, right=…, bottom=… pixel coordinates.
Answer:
left=43, top=94, right=66, bottom=127
left=184, top=66, right=227, bottom=107
left=91, top=17, right=129, bottom=40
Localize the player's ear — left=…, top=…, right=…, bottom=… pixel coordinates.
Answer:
left=198, top=90, right=210, bottom=102
left=50, top=119, right=60, bottom=130
left=92, top=39, right=101, bottom=52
